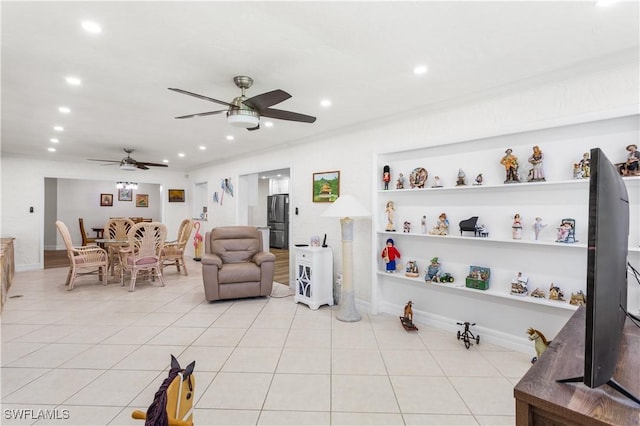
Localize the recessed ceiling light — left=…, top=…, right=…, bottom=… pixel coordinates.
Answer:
left=199, top=146, right=206, bottom=150
left=226, top=135, right=235, bottom=141
left=320, top=99, right=332, bottom=107
left=48, top=147, right=56, bottom=152
left=53, top=126, right=64, bottom=131
left=162, top=159, right=169, bottom=163
left=65, top=76, right=81, bottom=86
left=49, top=138, right=59, bottom=143
left=81, top=21, right=102, bottom=34
left=178, top=153, right=185, bottom=157
left=413, top=65, right=428, bottom=75
left=264, top=121, right=274, bottom=128
left=58, top=106, right=71, bottom=114
left=261, top=176, right=267, bottom=179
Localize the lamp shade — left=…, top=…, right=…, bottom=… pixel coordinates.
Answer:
left=322, top=194, right=370, bottom=218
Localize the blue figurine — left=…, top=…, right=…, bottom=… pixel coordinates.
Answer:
left=425, top=257, right=442, bottom=282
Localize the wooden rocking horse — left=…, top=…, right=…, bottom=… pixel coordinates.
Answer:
left=132, top=355, right=196, bottom=426
left=527, top=327, right=551, bottom=364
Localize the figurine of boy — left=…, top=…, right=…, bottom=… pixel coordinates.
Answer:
left=512, top=213, right=523, bottom=240
left=385, top=201, right=396, bottom=231
left=396, top=173, right=405, bottom=189
left=621, top=144, right=640, bottom=176
left=425, top=257, right=442, bottom=282
left=381, top=238, right=401, bottom=273
left=429, top=213, right=449, bottom=235
left=500, top=148, right=520, bottom=183
left=456, top=169, right=466, bottom=186
left=383, top=165, right=391, bottom=190
left=527, top=145, right=545, bottom=182
left=533, top=217, right=547, bottom=240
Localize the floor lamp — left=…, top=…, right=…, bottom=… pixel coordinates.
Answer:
left=322, top=194, right=371, bottom=322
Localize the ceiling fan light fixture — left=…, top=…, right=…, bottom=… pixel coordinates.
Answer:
left=227, top=109, right=260, bottom=128
left=120, top=163, right=137, bottom=171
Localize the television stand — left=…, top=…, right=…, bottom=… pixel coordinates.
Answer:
left=514, top=306, right=640, bottom=425
left=556, top=376, right=640, bottom=406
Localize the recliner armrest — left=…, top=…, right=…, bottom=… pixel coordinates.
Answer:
left=202, top=253, right=222, bottom=267
left=253, top=251, right=276, bottom=266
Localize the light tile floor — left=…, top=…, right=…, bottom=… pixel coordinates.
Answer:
left=1, top=259, right=531, bottom=425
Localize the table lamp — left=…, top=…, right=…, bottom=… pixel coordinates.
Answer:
left=322, top=194, right=371, bottom=322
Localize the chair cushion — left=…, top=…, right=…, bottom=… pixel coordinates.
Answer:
left=126, top=255, right=158, bottom=265
left=218, top=262, right=260, bottom=284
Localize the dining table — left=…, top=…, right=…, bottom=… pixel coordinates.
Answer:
left=95, top=239, right=129, bottom=278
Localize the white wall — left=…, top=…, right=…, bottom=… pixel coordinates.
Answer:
left=1, top=156, right=190, bottom=270
left=186, top=63, right=639, bottom=308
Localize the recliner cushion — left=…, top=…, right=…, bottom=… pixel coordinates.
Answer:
left=218, top=262, right=261, bottom=284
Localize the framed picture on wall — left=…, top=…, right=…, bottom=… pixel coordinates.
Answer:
left=100, top=193, right=113, bottom=207
left=168, top=189, right=185, bottom=202
left=136, top=194, right=149, bottom=207
left=118, top=188, right=133, bottom=201
left=312, top=171, right=340, bottom=202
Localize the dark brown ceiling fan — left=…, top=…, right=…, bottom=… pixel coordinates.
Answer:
left=88, top=148, right=168, bottom=170
left=169, top=76, right=316, bottom=131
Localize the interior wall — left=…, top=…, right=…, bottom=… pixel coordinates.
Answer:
left=43, top=178, right=58, bottom=250
left=187, top=62, right=639, bottom=309
left=0, top=156, right=190, bottom=270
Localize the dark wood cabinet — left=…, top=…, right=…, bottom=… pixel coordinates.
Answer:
left=514, top=306, right=639, bottom=425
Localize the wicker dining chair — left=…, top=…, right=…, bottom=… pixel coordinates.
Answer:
left=56, top=220, right=109, bottom=291
left=104, top=218, right=135, bottom=276
left=78, top=218, right=97, bottom=246
left=120, top=222, right=167, bottom=292
left=161, top=219, right=194, bottom=276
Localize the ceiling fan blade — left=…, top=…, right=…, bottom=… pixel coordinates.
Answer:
left=243, top=89, right=291, bottom=111
left=88, top=159, right=120, bottom=163
left=247, top=124, right=260, bottom=131
left=136, top=162, right=169, bottom=168
left=260, top=108, right=317, bottom=123
left=136, top=164, right=150, bottom=170
left=168, top=88, right=234, bottom=108
left=175, top=110, right=226, bottom=119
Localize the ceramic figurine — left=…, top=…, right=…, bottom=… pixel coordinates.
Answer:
left=548, top=283, right=565, bottom=301
left=530, top=288, right=546, bottom=298
left=383, top=165, right=391, bottom=190
left=619, top=144, right=640, bottom=176
left=527, top=328, right=550, bottom=364
left=381, top=238, right=401, bottom=273
left=432, top=176, right=442, bottom=188
left=396, top=173, right=405, bottom=189
left=409, top=167, right=428, bottom=188
left=405, top=261, right=419, bottom=278
left=385, top=201, right=396, bottom=232
left=510, top=272, right=529, bottom=296
left=570, top=290, right=586, bottom=306
left=556, top=219, right=576, bottom=243
left=424, top=257, right=442, bottom=282
left=579, top=152, right=591, bottom=178
left=429, top=213, right=449, bottom=236
left=403, top=221, right=411, bottom=233
left=400, top=301, right=418, bottom=331
left=421, top=215, right=427, bottom=234
left=512, top=213, right=523, bottom=240
left=456, top=168, right=466, bottom=186
left=474, top=173, right=483, bottom=185
left=500, top=148, right=520, bottom=183
left=527, top=145, right=546, bottom=182
left=573, top=162, right=584, bottom=179
left=533, top=217, right=547, bottom=240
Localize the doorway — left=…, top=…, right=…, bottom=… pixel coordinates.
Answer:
left=239, top=168, right=291, bottom=287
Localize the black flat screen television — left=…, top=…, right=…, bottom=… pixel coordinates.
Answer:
left=558, top=147, right=638, bottom=404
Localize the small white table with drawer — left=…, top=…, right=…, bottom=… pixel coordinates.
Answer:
left=294, top=246, right=333, bottom=310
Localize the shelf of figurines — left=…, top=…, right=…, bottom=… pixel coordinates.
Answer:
left=376, top=269, right=580, bottom=312
left=377, top=175, right=640, bottom=194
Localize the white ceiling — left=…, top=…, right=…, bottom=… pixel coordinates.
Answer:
left=2, top=1, right=638, bottom=172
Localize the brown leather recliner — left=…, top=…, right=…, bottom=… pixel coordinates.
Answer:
left=202, top=226, right=276, bottom=302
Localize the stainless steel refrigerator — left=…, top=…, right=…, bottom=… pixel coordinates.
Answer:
left=267, top=194, right=289, bottom=249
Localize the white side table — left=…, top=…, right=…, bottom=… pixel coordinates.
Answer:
left=294, top=246, right=333, bottom=310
